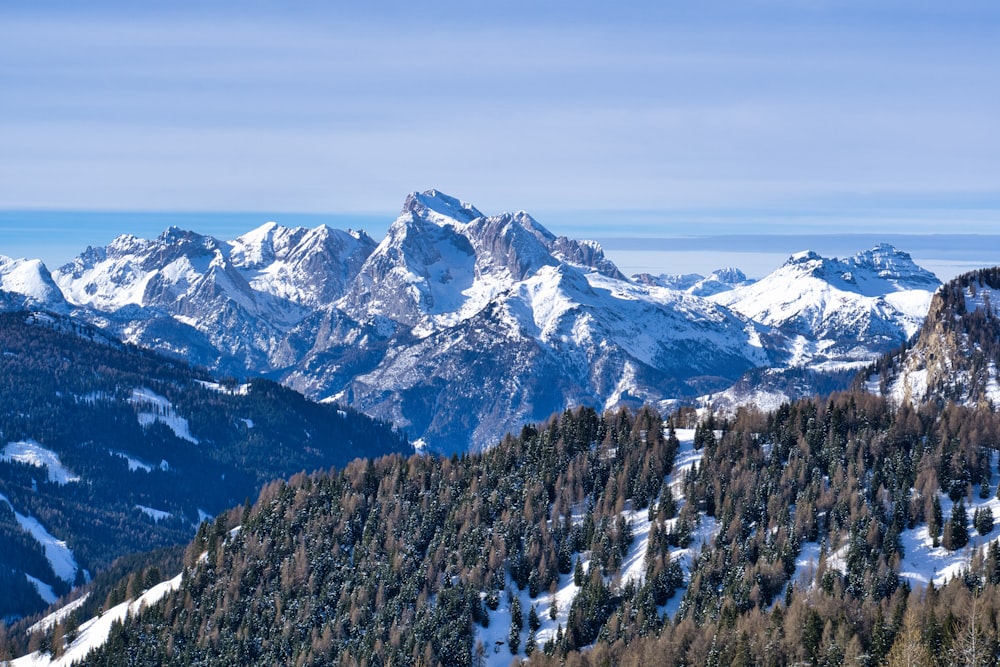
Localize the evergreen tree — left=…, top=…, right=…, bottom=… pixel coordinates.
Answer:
left=974, top=506, right=994, bottom=536
left=929, top=495, right=943, bottom=547
left=943, top=500, right=969, bottom=551
left=509, top=596, right=523, bottom=654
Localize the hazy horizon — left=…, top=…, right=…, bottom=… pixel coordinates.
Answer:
left=1, top=1, right=997, bottom=234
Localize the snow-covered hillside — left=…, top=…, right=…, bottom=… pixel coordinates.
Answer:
left=12, top=574, right=182, bottom=667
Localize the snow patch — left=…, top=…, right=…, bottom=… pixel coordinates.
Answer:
left=108, top=450, right=155, bottom=473
left=25, top=574, right=58, bottom=605
left=2, top=441, right=80, bottom=485
left=0, top=492, right=79, bottom=583
left=136, top=505, right=172, bottom=522
left=129, top=388, right=198, bottom=444
left=196, top=379, right=251, bottom=395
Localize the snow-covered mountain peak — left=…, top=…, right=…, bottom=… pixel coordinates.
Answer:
left=401, top=189, right=483, bottom=226
left=104, top=233, right=147, bottom=258
left=633, top=267, right=753, bottom=296
left=711, top=246, right=938, bottom=374
left=849, top=243, right=940, bottom=291
left=786, top=250, right=822, bottom=265
left=0, top=255, right=67, bottom=310
left=709, top=268, right=749, bottom=285
left=156, top=226, right=217, bottom=252
left=229, top=222, right=282, bottom=267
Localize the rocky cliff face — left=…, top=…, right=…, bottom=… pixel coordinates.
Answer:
left=289, top=190, right=771, bottom=451
left=868, top=268, right=1000, bottom=409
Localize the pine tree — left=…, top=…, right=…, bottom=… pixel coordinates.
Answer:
left=943, top=500, right=969, bottom=551
left=509, top=596, right=522, bottom=654
left=974, top=506, right=993, bottom=536
left=929, top=495, right=943, bottom=547
left=529, top=604, right=541, bottom=632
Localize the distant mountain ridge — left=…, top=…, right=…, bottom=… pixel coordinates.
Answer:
left=711, top=244, right=938, bottom=367
left=1, top=191, right=942, bottom=451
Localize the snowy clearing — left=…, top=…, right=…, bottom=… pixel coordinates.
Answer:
left=129, top=387, right=199, bottom=444
left=1, top=441, right=80, bottom=485
left=0, top=492, right=78, bottom=583
left=136, top=505, right=172, bottom=522
left=108, top=449, right=167, bottom=473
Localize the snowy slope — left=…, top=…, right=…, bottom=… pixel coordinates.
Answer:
left=12, top=573, right=182, bottom=667
left=0, top=256, right=68, bottom=311
left=0, top=492, right=79, bottom=584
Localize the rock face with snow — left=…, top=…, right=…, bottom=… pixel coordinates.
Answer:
left=868, top=268, right=1000, bottom=408
left=292, top=191, right=770, bottom=451
left=0, top=255, right=69, bottom=312
left=637, top=267, right=754, bottom=297
left=52, top=224, right=377, bottom=374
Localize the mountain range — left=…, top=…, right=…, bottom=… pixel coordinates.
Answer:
left=1, top=190, right=941, bottom=452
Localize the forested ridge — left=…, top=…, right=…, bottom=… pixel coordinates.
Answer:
left=866, top=268, right=1000, bottom=405
left=12, top=392, right=1000, bottom=666
left=0, top=311, right=409, bottom=620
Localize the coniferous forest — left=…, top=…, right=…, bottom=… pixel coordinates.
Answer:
left=0, top=311, right=409, bottom=620
left=8, top=393, right=1000, bottom=666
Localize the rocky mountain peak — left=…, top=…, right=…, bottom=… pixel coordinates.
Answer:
left=401, top=189, right=483, bottom=225
left=850, top=244, right=940, bottom=290
left=0, top=255, right=68, bottom=311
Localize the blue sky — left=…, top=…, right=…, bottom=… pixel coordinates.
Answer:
left=1, top=1, right=998, bottom=277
